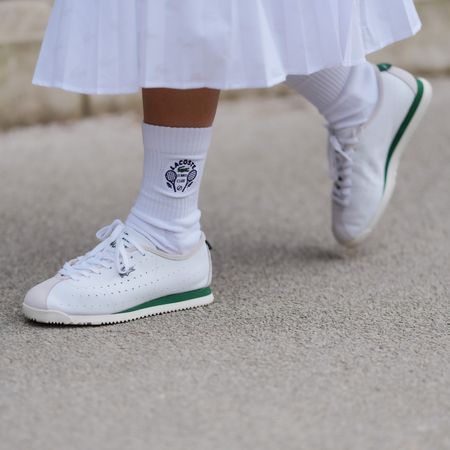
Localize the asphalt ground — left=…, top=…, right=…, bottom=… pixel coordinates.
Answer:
left=1, top=78, right=449, bottom=450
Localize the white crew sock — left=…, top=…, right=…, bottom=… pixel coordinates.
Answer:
left=126, top=123, right=213, bottom=254
left=285, top=62, right=379, bottom=130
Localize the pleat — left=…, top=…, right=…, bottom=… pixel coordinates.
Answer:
left=33, top=0, right=421, bottom=94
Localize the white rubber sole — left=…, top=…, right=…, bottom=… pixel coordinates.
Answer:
left=23, top=294, right=214, bottom=326
left=337, top=77, right=433, bottom=248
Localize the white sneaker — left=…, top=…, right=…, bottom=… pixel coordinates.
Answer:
left=23, top=220, right=213, bottom=325
left=329, top=64, right=432, bottom=247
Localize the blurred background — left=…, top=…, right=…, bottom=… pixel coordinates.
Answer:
left=0, top=0, right=449, bottom=129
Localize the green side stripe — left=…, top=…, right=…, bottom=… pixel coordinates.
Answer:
left=116, top=287, right=212, bottom=313
left=384, top=78, right=424, bottom=190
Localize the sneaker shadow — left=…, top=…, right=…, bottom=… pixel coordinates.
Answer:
left=210, top=238, right=366, bottom=269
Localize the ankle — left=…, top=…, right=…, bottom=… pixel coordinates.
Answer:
left=126, top=211, right=202, bottom=255
left=324, top=63, right=379, bottom=130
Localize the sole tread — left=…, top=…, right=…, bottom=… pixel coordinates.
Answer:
left=23, top=295, right=214, bottom=326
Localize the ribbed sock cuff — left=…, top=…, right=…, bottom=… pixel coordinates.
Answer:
left=285, top=65, right=352, bottom=114
left=142, top=123, right=213, bottom=155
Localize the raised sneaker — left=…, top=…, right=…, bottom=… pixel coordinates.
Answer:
left=23, top=220, right=213, bottom=325
left=329, top=64, right=432, bottom=247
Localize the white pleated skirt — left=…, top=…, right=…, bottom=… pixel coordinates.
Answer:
left=33, top=0, right=421, bottom=94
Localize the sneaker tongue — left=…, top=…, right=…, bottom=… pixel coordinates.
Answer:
left=332, top=127, right=360, bottom=147
left=121, top=226, right=157, bottom=252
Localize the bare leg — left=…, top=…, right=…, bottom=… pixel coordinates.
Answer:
left=142, top=88, right=220, bottom=127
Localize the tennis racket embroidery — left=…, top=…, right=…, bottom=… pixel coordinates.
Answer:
left=165, top=160, right=198, bottom=193
left=182, top=169, right=197, bottom=192
left=165, top=170, right=177, bottom=192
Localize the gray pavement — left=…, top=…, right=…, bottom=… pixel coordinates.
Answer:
left=1, top=79, right=450, bottom=450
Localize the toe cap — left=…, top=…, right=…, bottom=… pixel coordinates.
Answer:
left=24, top=276, right=65, bottom=310
left=332, top=221, right=367, bottom=247
left=332, top=204, right=374, bottom=247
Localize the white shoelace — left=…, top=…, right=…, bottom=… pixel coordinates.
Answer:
left=59, top=220, right=146, bottom=281
left=328, top=128, right=360, bottom=207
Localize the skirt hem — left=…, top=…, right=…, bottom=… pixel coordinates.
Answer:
left=32, top=19, right=421, bottom=95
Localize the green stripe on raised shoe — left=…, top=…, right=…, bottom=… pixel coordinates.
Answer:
left=384, top=78, right=425, bottom=190
left=377, top=63, right=392, bottom=72
left=116, top=287, right=212, bottom=313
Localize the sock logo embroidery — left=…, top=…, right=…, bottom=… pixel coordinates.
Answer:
left=165, top=159, right=198, bottom=193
